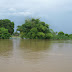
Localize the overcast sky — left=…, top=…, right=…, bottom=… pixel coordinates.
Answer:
left=0, top=0, right=72, bottom=33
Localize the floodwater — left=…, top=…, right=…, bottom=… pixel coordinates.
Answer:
left=0, top=39, right=72, bottom=72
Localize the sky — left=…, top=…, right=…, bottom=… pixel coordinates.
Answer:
left=0, top=0, right=72, bottom=33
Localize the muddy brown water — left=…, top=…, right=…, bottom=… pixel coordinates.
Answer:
left=0, top=39, right=72, bottom=72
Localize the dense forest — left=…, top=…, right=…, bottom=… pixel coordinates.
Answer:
left=0, top=18, right=72, bottom=39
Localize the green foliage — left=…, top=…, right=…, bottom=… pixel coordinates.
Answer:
left=20, top=32, right=25, bottom=39
left=37, top=32, right=45, bottom=39
left=0, top=28, right=11, bottom=39
left=65, top=34, right=69, bottom=37
left=68, top=34, right=72, bottom=39
left=52, top=31, right=70, bottom=40
left=58, top=31, right=64, bottom=36
left=13, top=31, right=20, bottom=36
left=0, top=19, right=14, bottom=35
left=17, top=18, right=52, bottom=39
left=45, top=33, right=53, bottom=39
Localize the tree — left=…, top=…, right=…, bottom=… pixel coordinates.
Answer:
left=0, top=19, right=14, bottom=35
left=56, top=31, right=69, bottom=40
left=0, top=28, right=11, bottom=39
left=13, top=31, right=20, bottom=36
left=65, top=34, right=69, bottom=37
left=58, top=31, right=64, bottom=36
left=17, top=18, right=53, bottom=39
left=69, top=34, right=72, bottom=39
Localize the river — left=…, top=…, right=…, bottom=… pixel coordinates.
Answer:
left=0, top=39, right=72, bottom=72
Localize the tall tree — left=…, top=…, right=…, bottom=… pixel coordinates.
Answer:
left=0, top=19, right=14, bottom=35
left=17, top=18, right=53, bottom=39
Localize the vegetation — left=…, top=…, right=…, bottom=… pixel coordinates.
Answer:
left=52, top=31, right=72, bottom=40
left=16, top=18, right=72, bottom=40
left=17, top=18, right=53, bottom=39
left=69, top=34, right=72, bottom=39
left=0, top=28, right=11, bottom=39
left=0, top=18, right=72, bottom=40
left=0, top=19, right=14, bottom=35
left=13, top=31, right=20, bottom=36
left=0, top=19, right=14, bottom=39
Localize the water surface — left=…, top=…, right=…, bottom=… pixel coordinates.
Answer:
left=0, top=39, right=72, bottom=72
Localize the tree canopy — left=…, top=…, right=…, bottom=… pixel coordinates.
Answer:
left=0, top=19, right=14, bottom=35
left=0, top=28, right=11, bottom=39
left=58, top=31, right=64, bottom=36
left=17, top=18, right=53, bottom=39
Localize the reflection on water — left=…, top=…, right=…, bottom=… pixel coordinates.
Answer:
left=19, top=39, right=51, bottom=52
left=19, top=39, right=52, bottom=62
left=0, top=39, right=72, bottom=72
left=0, top=39, right=13, bottom=57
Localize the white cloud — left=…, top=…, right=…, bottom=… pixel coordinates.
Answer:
left=8, top=8, right=16, bottom=11
left=11, top=11, right=32, bottom=16
left=0, top=0, right=72, bottom=33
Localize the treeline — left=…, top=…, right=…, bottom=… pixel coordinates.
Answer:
left=51, top=31, right=72, bottom=40
left=17, top=18, right=72, bottom=40
left=0, top=18, right=72, bottom=39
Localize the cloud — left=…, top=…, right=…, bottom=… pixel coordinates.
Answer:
left=11, top=11, right=32, bottom=16
left=8, top=8, right=16, bottom=11
left=0, top=0, right=72, bottom=33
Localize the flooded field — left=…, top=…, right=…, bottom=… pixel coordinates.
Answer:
left=0, top=39, right=72, bottom=72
